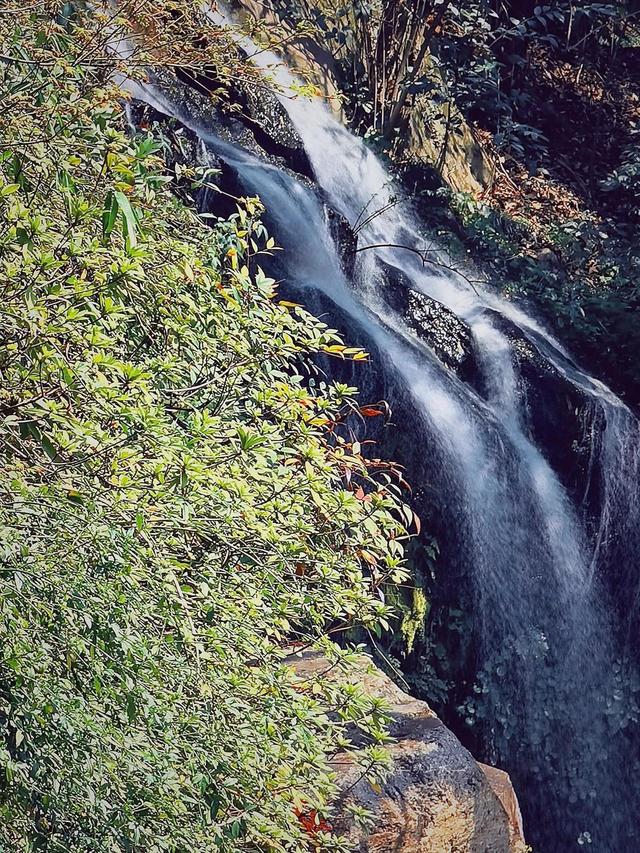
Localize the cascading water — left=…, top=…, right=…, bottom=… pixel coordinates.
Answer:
left=125, top=23, right=640, bottom=850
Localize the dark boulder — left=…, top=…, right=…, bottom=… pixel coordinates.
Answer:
left=325, top=205, right=357, bottom=277
left=484, top=308, right=594, bottom=500
left=175, top=67, right=312, bottom=178
left=234, top=80, right=312, bottom=178
left=375, top=260, right=475, bottom=380
left=128, top=69, right=318, bottom=221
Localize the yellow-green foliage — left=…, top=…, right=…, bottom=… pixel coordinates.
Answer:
left=401, top=587, right=429, bottom=654
left=0, top=6, right=410, bottom=852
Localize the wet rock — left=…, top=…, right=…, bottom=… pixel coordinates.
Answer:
left=168, top=61, right=313, bottom=179
left=404, top=288, right=473, bottom=376
left=172, top=65, right=312, bottom=178
left=377, top=260, right=475, bottom=378
left=485, top=308, right=593, bottom=498
left=128, top=73, right=319, bottom=222
left=325, top=205, right=357, bottom=277
left=287, top=651, right=526, bottom=853
left=229, top=78, right=313, bottom=178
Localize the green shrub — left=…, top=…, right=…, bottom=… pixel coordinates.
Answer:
left=0, top=8, right=410, bottom=852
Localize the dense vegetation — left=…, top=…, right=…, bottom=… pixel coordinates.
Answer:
left=0, top=5, right=415, bottom=851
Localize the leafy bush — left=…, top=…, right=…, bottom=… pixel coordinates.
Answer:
left=602, top=131, right=640, bottom=216
left=0, top=7, right=410, bottom=852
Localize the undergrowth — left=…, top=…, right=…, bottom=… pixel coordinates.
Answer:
left=0, top=5, right=414, bottom=851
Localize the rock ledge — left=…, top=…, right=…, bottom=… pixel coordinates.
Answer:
left=288, top=652, right=527, bottom=853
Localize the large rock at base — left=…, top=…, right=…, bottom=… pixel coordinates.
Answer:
left=478, top=763, right=525, bottom=852
left=288, top=652, right=526, bottom=853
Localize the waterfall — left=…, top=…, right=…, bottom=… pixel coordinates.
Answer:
left=124, top=25, right=640, bottom=851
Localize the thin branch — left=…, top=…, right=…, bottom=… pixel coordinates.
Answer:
left=355, top=241, right=481, bottom=295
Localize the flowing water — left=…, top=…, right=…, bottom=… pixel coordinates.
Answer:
left=125, top=26, right=640, bottom=851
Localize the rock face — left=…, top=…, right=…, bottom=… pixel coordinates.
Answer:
left=482, top=308, right=594, bottom=498
left=288, top=652, right=527, bottom=853
left=173, top=65, right=312, bottom=178
left=326, top=205, right=357, bottom=277
left=407, top=97, right=493, bottom=197
left=228, top=77, right=312, bottom=177
left=376, top=260, right=475, bottom=379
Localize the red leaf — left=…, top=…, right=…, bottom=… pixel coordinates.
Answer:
left=294, top=808, right=332, bottom=834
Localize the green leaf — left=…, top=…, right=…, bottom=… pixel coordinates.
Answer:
left=40, top=434, right=58, bottom=461
left=114, top=190, right=138, bottom=247
left=101, top=190, right=119, bottom=238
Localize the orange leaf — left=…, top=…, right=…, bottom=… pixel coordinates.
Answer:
left=360, top=549, right=378, bottom=566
